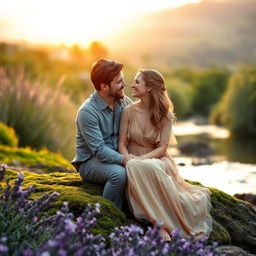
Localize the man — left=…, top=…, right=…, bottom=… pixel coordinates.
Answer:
left=71, top=59, right=132, bottom=210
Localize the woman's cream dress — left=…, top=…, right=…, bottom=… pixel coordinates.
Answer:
left=120, top=103, right=212, bottom=238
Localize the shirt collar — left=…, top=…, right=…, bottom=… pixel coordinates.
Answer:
left=93, top=91, right=122, bottom=111
left=93, top=91, right=109, bottom=110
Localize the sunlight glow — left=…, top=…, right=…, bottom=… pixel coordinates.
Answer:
left=0, top=0, right=202, bottom=45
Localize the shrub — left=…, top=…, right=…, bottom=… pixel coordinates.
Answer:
left=0, top=145, right=74, bottom=170
left=166, top=78, right=194, bottom=119
left=170, top=67, right=196, bottom=85
left=0, top=66, right=76, bottom=158
left=210, top=66, right=256, bottom=136
left=192, top=69, right=230, bottom=117
left=0, top=122, right=18, bottom=147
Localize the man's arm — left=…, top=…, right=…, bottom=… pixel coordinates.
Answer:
left=77, top=108, right=124, bottom=164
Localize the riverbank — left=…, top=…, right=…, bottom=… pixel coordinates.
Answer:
left=175, top=159, right=256, bottom=197
left=173, top=120, right=230, bottom=139
left=170, top=120, right=256, bottom=197
left=173, top=120, right=256, bottom=164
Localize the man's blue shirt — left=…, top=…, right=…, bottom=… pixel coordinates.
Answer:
left=71, top=91, right=132, bottom=169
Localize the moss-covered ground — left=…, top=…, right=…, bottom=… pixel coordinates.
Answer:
left=0, top=145, right=74, bottom=172
left=2, top=168, right=126, bottom=241
left=1, top=145, right=256, bottom=252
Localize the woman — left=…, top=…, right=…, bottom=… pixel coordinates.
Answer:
left=119, top=69, right=212, bottom=241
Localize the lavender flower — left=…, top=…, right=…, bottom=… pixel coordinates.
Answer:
left=0, top=244, right=9, bottom=253
left=0, top=164, right=60, bottom=255
left=0, top=164, right=225, bottom=256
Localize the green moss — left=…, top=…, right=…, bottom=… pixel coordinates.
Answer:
left=2, top=167, right=256, bottom=252
left=0, top=122, right=19, bottom=147
left=0, top=145, right=74, bottom=171
left=3, top=169, right=126, bottom=240
left=209, top=187, right=241, bottom=220
left=184, top=181, right=256, bottom=252
left=208, top=187, right=256, bottom=252
left=210, top=188, right=237, bottom=205
left=186, top=179, right=203, bottom=186
left=209, top=220, right=230, bottom=244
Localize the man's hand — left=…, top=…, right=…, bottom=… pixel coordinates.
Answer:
left=122, top=154, right=138, bottom=166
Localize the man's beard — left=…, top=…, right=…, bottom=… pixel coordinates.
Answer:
left=108, top=88, right=124, bottom=100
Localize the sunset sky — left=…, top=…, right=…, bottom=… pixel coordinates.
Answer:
left=0, top=0, right=201, bottom=46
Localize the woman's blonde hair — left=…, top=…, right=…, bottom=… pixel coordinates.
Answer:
left=139, top=69, right=175, bottom=128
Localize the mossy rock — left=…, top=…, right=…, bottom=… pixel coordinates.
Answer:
left=3, top=168, right=256, bottom=253
left=187, top=180, right=256, bottom=253
left=4, top=169, right=126, bottom=241
left=209, top=220, right=231, bottom=245
left=209, top=187, right=256, bottom=253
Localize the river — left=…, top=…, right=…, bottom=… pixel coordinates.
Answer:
left=169, top=121, right=256, bottom=196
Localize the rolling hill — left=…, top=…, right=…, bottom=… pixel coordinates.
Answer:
left=106, top=0, right=256, bottom=68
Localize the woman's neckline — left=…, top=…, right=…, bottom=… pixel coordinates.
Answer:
left=131, top=102, right=148, bottom=112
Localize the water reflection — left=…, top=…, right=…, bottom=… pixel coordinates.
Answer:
left=170, top=121, right=256, bottom=196
left=174, top=135, right=256, bottom=164
left=172, top=121, right=256, bottom=164
left=213, top=137, right=256, bottom=164
left=178, top=161, right=256, bottom=196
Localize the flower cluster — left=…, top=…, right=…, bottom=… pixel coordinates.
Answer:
left=110, top=224, right=170, bottom=255
left=0, top=164, right=225, bottom=256
left=109, top=224, right=225, bottom=256
left=0, top=163, right=59, bottom=255
left=22, top=202, right=107, bottom=256
left=169, top=229, right=222, bottom=256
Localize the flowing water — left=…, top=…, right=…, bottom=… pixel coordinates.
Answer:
left=169, top=121, right=256, bottom=196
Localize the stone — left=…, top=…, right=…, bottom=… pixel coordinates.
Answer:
left=4, top=169, right=126, bottom=240
left=209, top=187, right=256, bottom=253
left=4, top=168, right=256, bottom=254
left=178, top=141, right=215, bottom=157
left=234, top=193, right=256, bottom=206
left=215, top=245, right=255, bottom=256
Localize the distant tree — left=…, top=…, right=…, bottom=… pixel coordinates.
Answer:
left=69, top=44, right=82, bottom=60
left=88, top=41, right=108, bottom=62
left=166, top=78, right=194, bottom=119
left=170, top=67, right=196, bottom=84
left=211, top=66, right=256, bottom=137
left=192, top=69, right=230, bottom=116
left=70, top=44, right=88, bottom=63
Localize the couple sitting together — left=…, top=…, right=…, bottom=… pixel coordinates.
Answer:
left=71, top=59, right=212, bottom=241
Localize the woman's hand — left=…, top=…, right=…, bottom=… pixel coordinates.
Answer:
left=122, top=154, right=138, bottom=166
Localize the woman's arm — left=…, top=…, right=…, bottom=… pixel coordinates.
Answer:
left=118, top=107, right=131, bottom=155
left=118, top=107, right=138, bottom=165
left=119, top=132, right=134, bottom=166
left=118, top=132, right=129, bottom=155
left=137, top=143, right=169, bottom=160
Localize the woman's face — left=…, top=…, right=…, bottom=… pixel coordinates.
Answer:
left=131, top=73, right=149, bottom=99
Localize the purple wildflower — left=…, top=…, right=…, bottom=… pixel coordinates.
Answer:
left=17, top=172, right=24, bottom=180
left=58, top=248, right=67, bottom=256
left=41, top=251, right=50, bottom=256
left=0, top=244, right=9, bottom=253
left=64, top=219, right=77, bottom=233
left=22, top=249, right=33, bottom=256
left=32, top=216, right=38, bottom=223
left=0, top=164, right=224, bottom=256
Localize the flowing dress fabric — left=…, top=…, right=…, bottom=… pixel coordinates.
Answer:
left=120, top=104, right=212, bottom=238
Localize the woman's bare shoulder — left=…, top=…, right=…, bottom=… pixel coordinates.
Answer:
left=123, top=102, right=138, bottom=112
